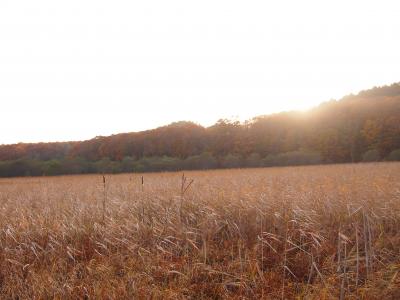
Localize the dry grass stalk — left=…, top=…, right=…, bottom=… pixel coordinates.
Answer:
left=0, top=163, right=398, bottom=298
left=102, top=174, right=106, bottom=223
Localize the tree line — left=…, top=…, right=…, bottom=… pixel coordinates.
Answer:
left=1, top=83, right=399, bottom=177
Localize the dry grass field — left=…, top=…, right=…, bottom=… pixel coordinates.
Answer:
left=0, top=163, right=399, bottom=299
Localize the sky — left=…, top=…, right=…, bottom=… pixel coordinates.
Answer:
left=0, top=0, right=399, bottom=144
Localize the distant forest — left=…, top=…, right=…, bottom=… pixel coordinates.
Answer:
left=1, top=83, right=400, bottom=177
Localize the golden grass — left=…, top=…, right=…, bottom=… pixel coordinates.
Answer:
left=0, top=163, right=399, bottom=299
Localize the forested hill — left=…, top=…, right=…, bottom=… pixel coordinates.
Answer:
left=1, top=83, right=400, bottom=177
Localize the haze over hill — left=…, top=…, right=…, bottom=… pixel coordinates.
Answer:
left=2, top=1, right=400, bottom=145
left=0, top=82, right=399, bottom=177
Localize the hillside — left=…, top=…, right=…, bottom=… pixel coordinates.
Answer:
left=1, top=83, right=399, bottom=177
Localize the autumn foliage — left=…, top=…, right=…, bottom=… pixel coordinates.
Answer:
left=0, top=83, right=399, bottom=177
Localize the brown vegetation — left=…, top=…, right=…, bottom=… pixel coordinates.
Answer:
left=1, top=83, right=400, bottom=178
left=0, top=163, right=399, bottom=299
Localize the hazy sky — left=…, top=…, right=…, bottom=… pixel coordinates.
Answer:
left=1, top=0, right=399, bottom=144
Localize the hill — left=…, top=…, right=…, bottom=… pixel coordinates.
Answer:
left=1, top=83, right=399, bottom=177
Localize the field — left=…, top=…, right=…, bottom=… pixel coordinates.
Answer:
left=0, top=163, right=399, bottom=299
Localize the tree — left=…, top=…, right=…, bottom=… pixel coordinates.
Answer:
left=221, top=154, right=242, bottom=169
left=362, top=149, right=380, bottom=162
left=245, top=153, right=262, bottom=168
left=386, top=149, right=400, bottom=161
left=0, top=83, right=399, bottom=177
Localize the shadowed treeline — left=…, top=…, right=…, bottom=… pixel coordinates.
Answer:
left=0, top=83, right=399, bottom=177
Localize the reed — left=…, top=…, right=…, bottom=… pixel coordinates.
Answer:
left=0, top=162, right=399, bottom=299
